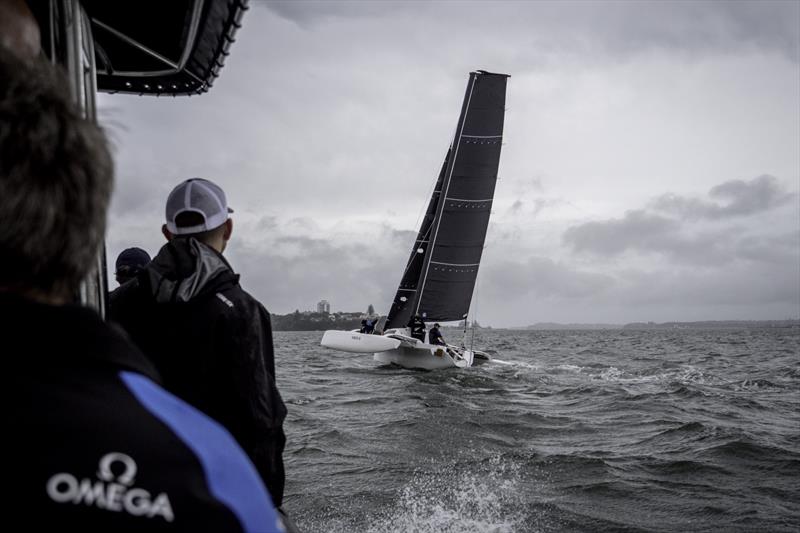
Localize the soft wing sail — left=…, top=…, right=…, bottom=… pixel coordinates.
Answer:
left=385, top=70, right=509, bottom=329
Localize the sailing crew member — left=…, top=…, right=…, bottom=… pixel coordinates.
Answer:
left=2, top=47, right=282, bottom=531
left=408, top=314, right=426, bottom=341
left=113, top=247, right=151, bottom=286
left=109, top=178, right=288, bottom=508
left=429, top=323, right=446, bottom=345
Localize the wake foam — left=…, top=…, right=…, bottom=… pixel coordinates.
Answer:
left=365, top=457, right=527, bottom=533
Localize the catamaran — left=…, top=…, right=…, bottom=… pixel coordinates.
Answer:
left=321, top=70, right=509, bottom=370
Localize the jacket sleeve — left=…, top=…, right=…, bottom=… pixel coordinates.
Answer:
left=219, top=296, right=287, bottom=507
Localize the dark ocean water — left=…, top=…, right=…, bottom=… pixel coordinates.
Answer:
left=275, top=328, right=800, bottom=532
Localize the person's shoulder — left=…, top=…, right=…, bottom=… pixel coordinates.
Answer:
left=108, top=276, right=147, bottom=315
left=118, top=372, right=284, bottom=531
left=109, top=276, right=140, bottom=301
left=13, top=365, right=283, bottom=531
left=217, top=283, right=270, bottom=318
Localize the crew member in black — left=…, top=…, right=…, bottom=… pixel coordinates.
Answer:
left=110, top=178, right=288, bottom=507
left=408, top=314, right=426, bottom=341
left=113, top=247, right=151, bottom=286
left=1, top=43, right=282, bottom=531
left=429, top=323, right=446, bottom=345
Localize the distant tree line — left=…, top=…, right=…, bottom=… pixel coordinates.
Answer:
left=271, top=310, right=365, bottom=332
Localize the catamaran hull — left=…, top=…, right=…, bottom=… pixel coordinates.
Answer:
left=374, top=345, right=459, bottom=370
left=320, top=330, right=401, bottom=353
left=373, top=342, right=491, bottom=371
left=321, top=329, right=490, bottom=370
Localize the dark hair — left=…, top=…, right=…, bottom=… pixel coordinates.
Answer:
left=0, top=50, right=113, bottom=296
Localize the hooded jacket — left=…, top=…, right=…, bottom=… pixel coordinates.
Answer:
left=110, top=238, right=287, bottom=506
left=6, top=293, right=283, bottom=532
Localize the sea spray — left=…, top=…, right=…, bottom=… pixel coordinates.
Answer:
left=364, top=456, right=530, bottom=533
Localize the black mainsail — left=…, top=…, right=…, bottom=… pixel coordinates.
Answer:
left=385, top=70, right=509, bottom=330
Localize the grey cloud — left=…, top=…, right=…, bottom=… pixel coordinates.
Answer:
left=262, top=1, right=413, bottom=26
left=532, top=198, right=564, bottom=218
left=736, top=230, right=800, bottom=265
left=483, top=256, right=615, bottom=301
left=565, top=215, right=799, bottom=268
left=479, top=256, right=798, bottom=326
left=503, top=190, right=571, bottom=218
left=587, top=0, right=800, bottom=62
left=256, top=215, right=279, bottom=232
left=652, top=175, right=796, bottom=220
left=563, top=210, right=678, bottom=255
left=564, top=175, right=799, bottom=267
left=390, top=228, right=416, bottom=245
left=260, top=0, right=799, bottom=63
left=225, top=221, right=416, bottom=315
left=612, top=260, right=800, bottom=309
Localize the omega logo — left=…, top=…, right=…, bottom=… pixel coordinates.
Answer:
left=46, top=452, right=174, bottom=522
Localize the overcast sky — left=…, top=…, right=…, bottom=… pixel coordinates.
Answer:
left=99, top=0, right=799, bottom=327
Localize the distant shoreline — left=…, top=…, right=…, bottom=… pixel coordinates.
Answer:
left=512, top=319, right=800, bottom=331
left=270, top=311, right=799, bottom=332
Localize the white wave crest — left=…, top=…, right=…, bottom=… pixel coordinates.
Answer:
left=363, top=457, right=530, bottom=533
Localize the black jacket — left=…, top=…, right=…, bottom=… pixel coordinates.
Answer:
left=428, top=327, right=445, bottom=345
left=408, top=316, right=426, bottom=341
left=110, top=238, right=287, bottom=506
left=6, top=294, right=282, bottom=532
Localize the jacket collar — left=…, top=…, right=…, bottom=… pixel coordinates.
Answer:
left=146, top=238, right=238, bottom=304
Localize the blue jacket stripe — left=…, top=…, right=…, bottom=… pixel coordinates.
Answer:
left=120, top=371, right=283, bottom=533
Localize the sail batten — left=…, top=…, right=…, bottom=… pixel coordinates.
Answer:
left=385, top=71, right=508, bottom=328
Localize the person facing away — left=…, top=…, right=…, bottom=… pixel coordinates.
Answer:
left=408, top=314, right=426, bottom=341
left=0, top=47, right=283, bottom=532
left=114, top=247, right=151, bottom=286
left=428, top=323, right=446, bottom=346
left=109, top=178, right=288, bottom=507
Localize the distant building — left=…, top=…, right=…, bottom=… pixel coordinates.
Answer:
left=317, top=300, right=330, bottom=314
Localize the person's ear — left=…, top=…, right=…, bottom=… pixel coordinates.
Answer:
left=222, top=218, right=233, bottom=242
left=162, top=224, right=174, bottom=241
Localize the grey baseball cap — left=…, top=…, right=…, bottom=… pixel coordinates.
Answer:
left=165, top=178, right=233, bottom=235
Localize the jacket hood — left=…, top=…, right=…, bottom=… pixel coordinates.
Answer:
left=146, top=238, right=237, bottom=303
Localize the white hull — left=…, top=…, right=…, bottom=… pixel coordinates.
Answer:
left=320, top=330, right=401, bottom=353
left=321, top=328, right=490, bottom=370
left=374, top=342, right=491, bottom=370
left=374, top=344, right=460, bottom=370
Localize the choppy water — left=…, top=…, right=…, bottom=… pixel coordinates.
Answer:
left=275, top=328, right=800, bottom=532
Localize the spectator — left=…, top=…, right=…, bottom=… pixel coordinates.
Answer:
left=114, top=247, right=151, bottom=286
left=109, top=178, right=288, bottom=508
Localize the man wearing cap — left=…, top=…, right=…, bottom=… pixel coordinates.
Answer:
left=113, top=247, right=151, bottom=286
left=110, top=178, right=288, bottom=508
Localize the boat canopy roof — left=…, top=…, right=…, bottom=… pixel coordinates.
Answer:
left=58, top=0, right=248, bottom=96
